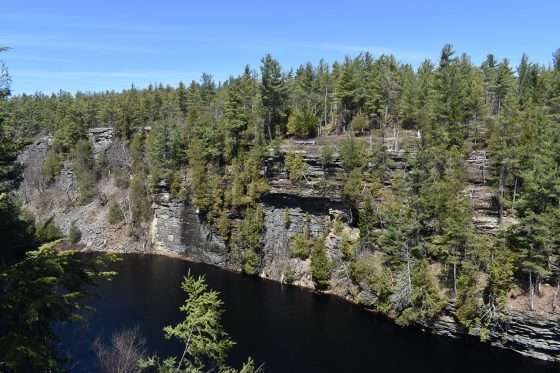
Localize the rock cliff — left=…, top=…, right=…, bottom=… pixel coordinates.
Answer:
left=15, top=129, right=560, bottom=363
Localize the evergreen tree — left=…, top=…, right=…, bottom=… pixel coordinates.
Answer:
left=139, top=274, right=261, bottom=373
left=73, top=139, right=97, bottom=204
left=260, top=54, right=287, bottom=139
left=287, top=106, right=317, bottom=138
left=310, top=239, right=331, bottom=290
left=177, top=81, right=188, bottom=116
left=0, top=243, right=115, bottom=372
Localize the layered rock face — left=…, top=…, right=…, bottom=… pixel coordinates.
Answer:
left=259, top=193, right=354, bottom=288
left=423, top=306, right=560, bottom=362
left=150, top=187, right=227, bottom=266
left=15, top=130, right=560, bottom=363
left=260, top=146, right=355, bottom=286
left=495, top=311, right=560, bottom=361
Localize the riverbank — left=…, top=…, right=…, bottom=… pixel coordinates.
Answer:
left=60, top=254, right=558, bottom=373
left=81, top=247, right=560, bottom=363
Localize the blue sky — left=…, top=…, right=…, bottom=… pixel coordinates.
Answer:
left=2, top=0, right=559, bottom=94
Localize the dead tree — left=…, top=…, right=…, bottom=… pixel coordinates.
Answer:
left=93, top=327, right=147, bottom=373
left=391, top=242, right=414, bottom=311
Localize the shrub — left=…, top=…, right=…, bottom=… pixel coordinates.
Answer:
left=283, top=265, right=297, bottom=284
left=217, top=211, right=231, bottom=239
left=289, top=233, right=312, bottom=259
left=239, top=205, right=264, bottom=253
left=42, top=149, right=62, bottom=183
left=287, top=106, right=317, bottom=138
left=76, top=167, right=97, bottom=204
left=35, top=217, right=63, bottom=243
left=319, top=144, right=335, bottom=169
left=332, top=216, right=344, bottom=235
left=343, top=168, right=364, bottom=203
left=350, top=255, right=392, bottom=311
left=113, top=167, right=130, bottom=189
left=129, top=174, right=151, bottom=227
left=108, top=199, right=124, bottom=225
left=243, top=249, right=259, bottom=275
left=351, top=113, right=369, bottom=134
left=338, top=138, right=367, bottom=171
left=73, top=140, right=97, bottom=204
left=68, top=222, right=82, bottom=244
left=340, top=233, right=357, bottom=260
left=284, top=152, right=307, bottom=184
left=170, top=170, right=184, bottom=198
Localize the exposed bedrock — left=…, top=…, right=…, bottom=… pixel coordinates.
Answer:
left=150, top=189, right=227, bottom=266
left=15, top=133, right=560, bottom=363
left=421, top=305, right=560, bottom=362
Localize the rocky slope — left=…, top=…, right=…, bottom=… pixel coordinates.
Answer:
left=15, top=129, right=560, bottom=363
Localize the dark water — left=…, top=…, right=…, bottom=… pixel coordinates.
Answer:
left=60, top=254, right=557, bottom=373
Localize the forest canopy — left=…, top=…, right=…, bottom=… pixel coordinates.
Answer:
left=3, top=44, right=560, bottom=342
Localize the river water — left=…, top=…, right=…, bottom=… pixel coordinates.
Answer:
left=59, top=254, right=557, bottom=372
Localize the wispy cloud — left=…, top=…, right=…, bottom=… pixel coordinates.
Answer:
left=0, top=34, right=156, bottom=54
left=13, top=69, right=197, bottom=80
left=3, top=11, right=192, bottom=34
left=3, top=52, right=73, bottom=64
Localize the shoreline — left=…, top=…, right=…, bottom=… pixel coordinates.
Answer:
left=79, top=247, right=560, bottom=364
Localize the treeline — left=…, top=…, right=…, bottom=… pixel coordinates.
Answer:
left=1, top=48, right=263, bottom=372
left=3, top=45, right=560, bottom=336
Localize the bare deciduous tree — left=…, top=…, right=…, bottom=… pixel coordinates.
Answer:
left=94, top=327, right=147, bottom=373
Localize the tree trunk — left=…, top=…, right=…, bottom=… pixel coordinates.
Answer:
left=394, top=124, right=400, bottom=152
left=267, top=112, right=273, bottom=141
left=553, top=281, right=559, bottom=312
left=405, top=243, right=412, bottom=305
left=498, top=163, right=505, bottom=224
left=481, top=153, right=486, bottom=185
left=382, top=105, right=388, bottom=149
left=323, top=87, right=328, bottom=137
left=453, top=262, right=457, bottom=297
left=529, top=271, right=534, bottom=311
left=512, top=176, right=518, bottom=214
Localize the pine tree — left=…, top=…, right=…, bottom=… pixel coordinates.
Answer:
left=223, top=78, right=248, bottom=160
left=286, top=105, right=317, bottom=138
left=0, top=243, right=116, bottom=371
left=72, top=139, right=97, bottom=204
left=494, top=59, right=517, bottom=116
left=482, top=236, right=514, bottom=328
left=260, top=54, right=287, bottom=139
left=310, top=239, right=331, bottom=290
left=176, top=81, right=188, bottom=116
left=415, top=60, right=437, bottom=134
left=398, top=64, right=418, bottom=129
left=158, top=274, right=234, bottom=371
left=517, top=53, right=533, bottom=109
left=548, top=49, right=560, bottom=121
left=335, top=57, right=360, bottom=131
